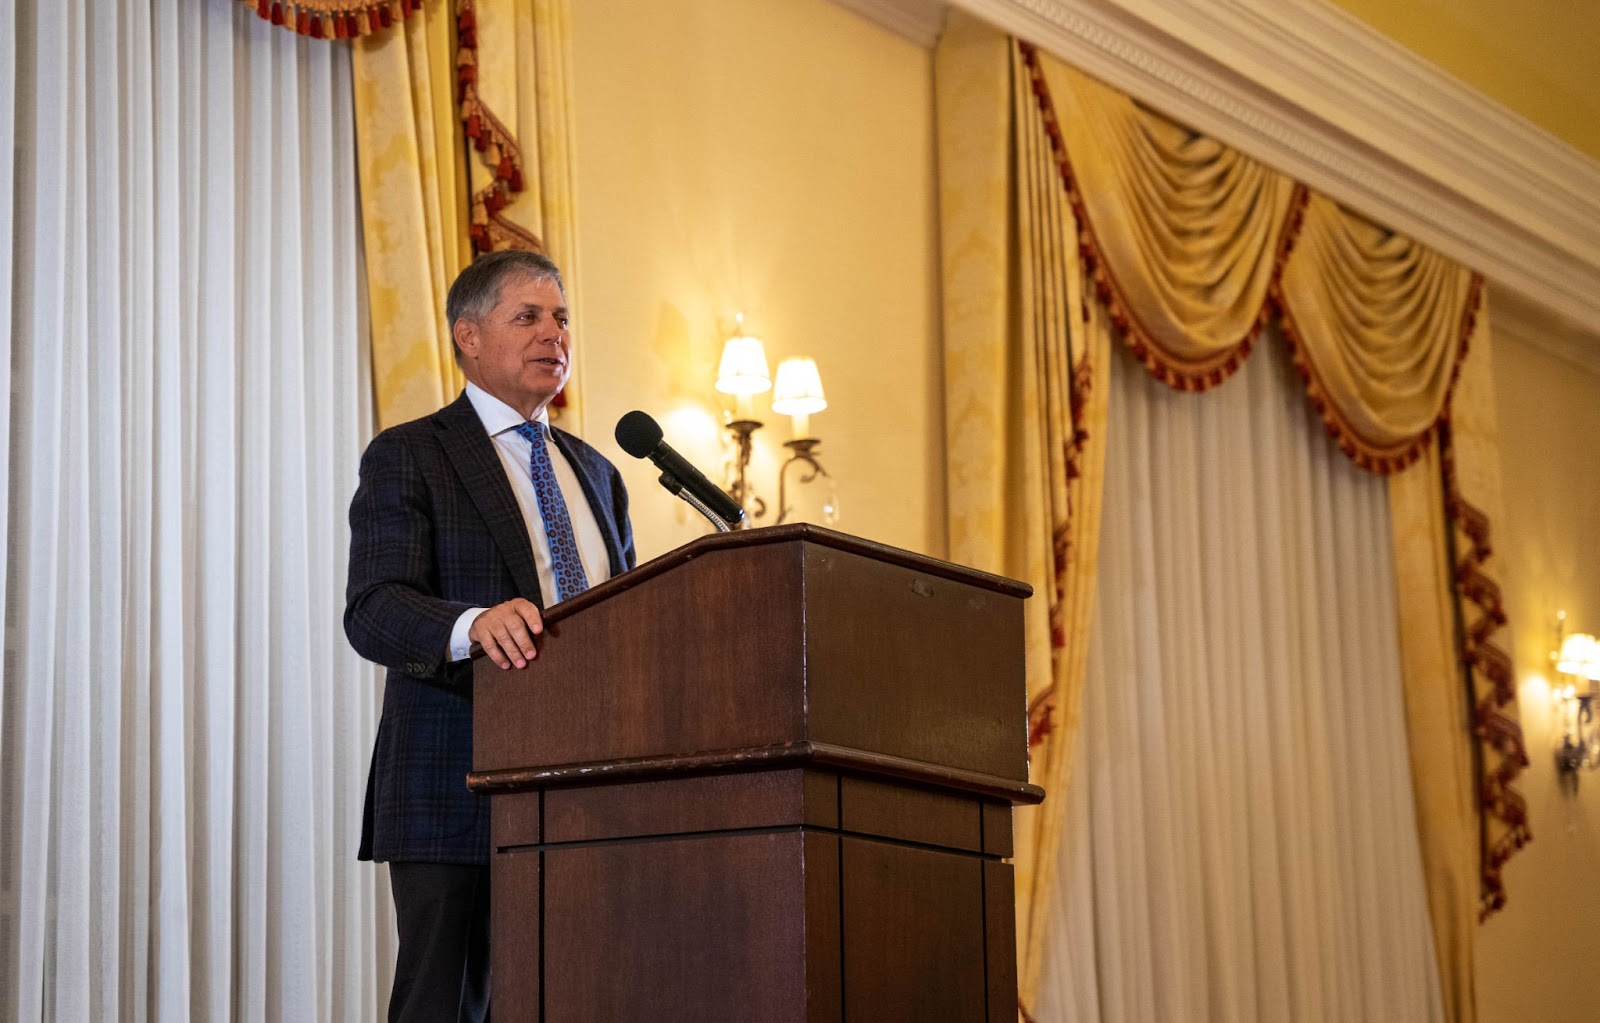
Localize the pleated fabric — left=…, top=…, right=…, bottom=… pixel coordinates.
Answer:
left=0, top=2, right=389, bottom=1018
left=1038, top=337, right=1445, bottom=1023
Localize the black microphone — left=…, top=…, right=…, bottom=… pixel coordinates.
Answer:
left=615, top=411, right=746, bottom=529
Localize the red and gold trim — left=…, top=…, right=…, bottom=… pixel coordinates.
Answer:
left=1440, top=419, right=1531, bottom=920
left=1047, top=354, right=1095, bottom=646
left=456, top=0, right=545, bottom=256
left=243, top=0, right=547, bottom=257
left=245, top=0, right=565, bottom=417
left=240, top=0, right=421, bottom=39
left=1027, top=687, right=1057, bottom=750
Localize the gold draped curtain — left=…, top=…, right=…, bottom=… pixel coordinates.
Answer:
left=936, top=20, right=1112, bottom=1010
left=247, top=0, right=582, bottom=431
left=937, top=14, right=1529, bottom=1022
left=352, top=4, right=472, bottom=428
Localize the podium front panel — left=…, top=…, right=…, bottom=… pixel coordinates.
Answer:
left=474, top=541, right=807, bottom=774
left=543, top=830, right=811, bottom=1023
left=802, top=542, right=1027, bottom=780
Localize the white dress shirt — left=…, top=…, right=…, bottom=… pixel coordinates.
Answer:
left=447, top=382, right=613, bottom=661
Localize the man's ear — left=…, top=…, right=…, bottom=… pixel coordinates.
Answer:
left=452, top=317, right=477, bottom=360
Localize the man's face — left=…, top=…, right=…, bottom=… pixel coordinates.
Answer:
left=455, top=273, right=571, bottom=418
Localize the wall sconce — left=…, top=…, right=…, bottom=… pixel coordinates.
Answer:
left=1552, top=611, right=1600, bottom=777
left=713, top=316, right=835, bottom=527
left=714, top=318, right=772, bottom=520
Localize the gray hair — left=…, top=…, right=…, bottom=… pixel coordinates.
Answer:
left=446, top=250, right=567, bottom=359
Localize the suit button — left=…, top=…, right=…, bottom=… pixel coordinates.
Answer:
left=406, top=661, right=426, bottom=674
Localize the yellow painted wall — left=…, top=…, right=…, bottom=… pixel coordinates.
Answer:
left=567, top=0, right=944, bottom=563
left=1478, top=331, right=1600, bottom=1022
left=1326, top=0, right=1600, bottom=160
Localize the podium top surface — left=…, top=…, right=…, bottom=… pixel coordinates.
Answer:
left=534, top=523, right=1032, bottom=629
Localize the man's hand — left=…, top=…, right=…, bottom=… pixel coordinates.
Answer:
left=469, top=598, right=544, bottom=669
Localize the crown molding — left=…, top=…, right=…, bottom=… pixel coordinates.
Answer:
left=831, top=0, right=947, bottom=47
left=1491, top=288, right=1600, bottom=380
left=834, top=0, right=1600, bottom=366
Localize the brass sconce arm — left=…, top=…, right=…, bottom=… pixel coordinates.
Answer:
left=1557, top=692, right=1600, bottom=774
left=723, top=418, right=767, bottom=524
left=776, top=439, right=828, bottom=525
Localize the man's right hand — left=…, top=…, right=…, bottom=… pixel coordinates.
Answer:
left=469, top=598, right=544, bottom=670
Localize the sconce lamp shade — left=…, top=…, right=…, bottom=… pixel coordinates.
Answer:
left=1559, top=632, right=1600, bottom=681
left=771, top=357, right=828, bottom=416
left=716, top=335, right=772, bottom=397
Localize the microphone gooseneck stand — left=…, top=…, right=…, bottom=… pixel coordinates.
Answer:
left=662, top=472, right=733, bottom=533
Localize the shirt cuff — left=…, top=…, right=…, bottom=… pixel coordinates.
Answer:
left=448, top=607, right=488, bottom=662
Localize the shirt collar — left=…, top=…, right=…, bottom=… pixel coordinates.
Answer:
left=465, top=381, right=551, bottom=438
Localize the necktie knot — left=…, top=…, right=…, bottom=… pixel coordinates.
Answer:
left=513, top=420, right=544, bottom=445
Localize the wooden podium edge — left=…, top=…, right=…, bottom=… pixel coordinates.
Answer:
left=513, top=523, right=1033, bottom=633
left=466, top=739, right=1045, bottom=805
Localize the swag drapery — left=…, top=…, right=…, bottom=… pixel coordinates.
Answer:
left=936, top=13, right=1528, bottom=1022
left=245, top=0, right=584, bottom=431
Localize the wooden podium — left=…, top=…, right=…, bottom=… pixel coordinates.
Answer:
left=468, top=524, right=1041, bottom=1022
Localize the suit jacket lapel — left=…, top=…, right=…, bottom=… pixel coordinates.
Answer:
left=434, top=393, right=545, bottom=607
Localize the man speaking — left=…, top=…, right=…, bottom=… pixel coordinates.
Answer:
left=345, top=251, right=635, bottom=1021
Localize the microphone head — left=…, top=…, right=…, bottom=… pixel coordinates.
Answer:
left=615, top=410, right=664, bottom=459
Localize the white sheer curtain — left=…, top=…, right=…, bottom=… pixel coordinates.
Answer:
left=1, top=2, right=391, bottom=1019
left=1036, top=336, right=1443, bottom=1021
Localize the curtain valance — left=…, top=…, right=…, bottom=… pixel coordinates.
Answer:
left=1032, top=52, right=1302, bottom=391
left=241, top=0, right=423, bottom=39
left=246, top=0, right=557, bottom=261
left=1023, top=43, right=1482, bottom=475
left=1278, top=195, right=1481, bottom=472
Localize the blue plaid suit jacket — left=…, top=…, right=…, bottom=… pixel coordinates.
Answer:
left=344, top=392, right=635, bottom=864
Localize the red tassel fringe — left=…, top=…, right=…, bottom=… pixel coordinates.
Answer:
left=241, top=0, right=420, bottom=41
left=1440, top=419, right=1532, bottom=921
left=1027, top=688, right=1057, bottom=749
left=456, top=0, right=543, bottom=257
left=239, top=0, right=542, bottom=257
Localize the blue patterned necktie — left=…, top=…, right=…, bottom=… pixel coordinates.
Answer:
left=514, top=421, right=590, bottom=602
